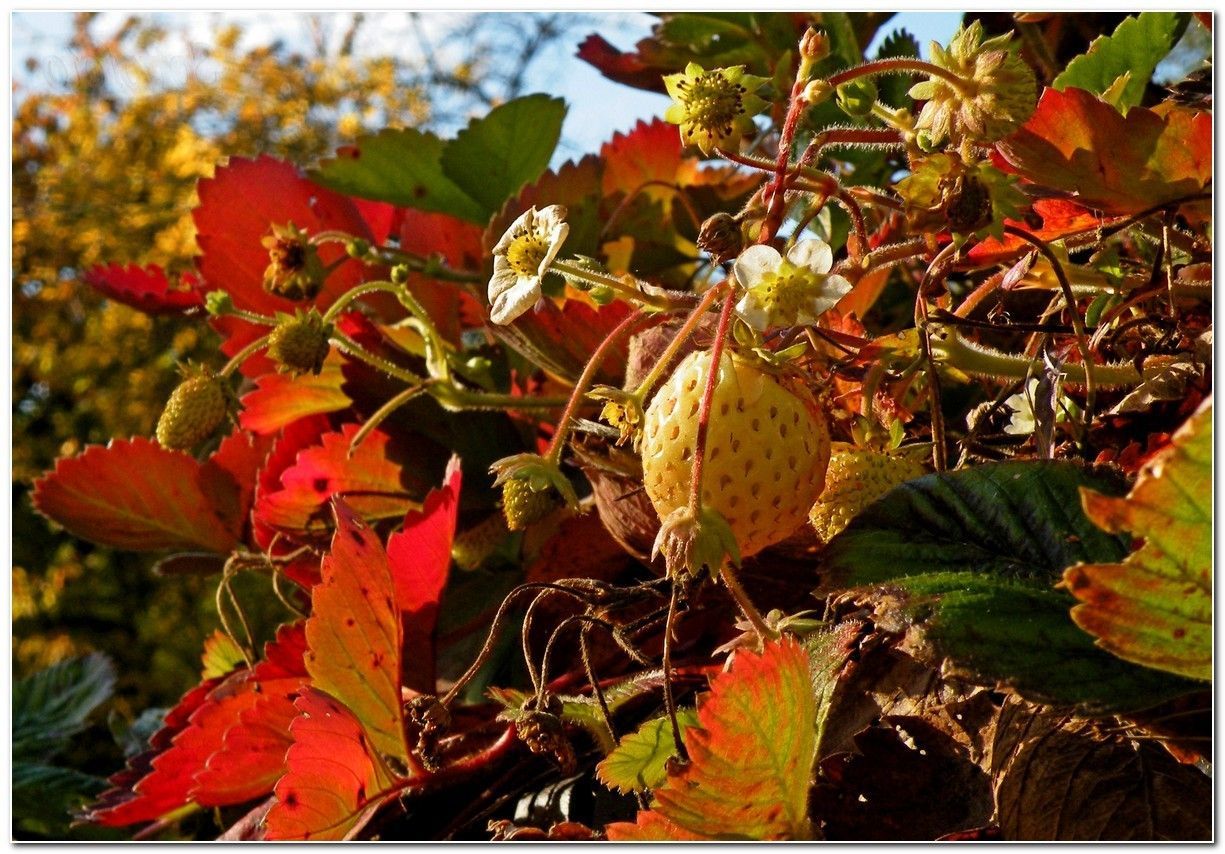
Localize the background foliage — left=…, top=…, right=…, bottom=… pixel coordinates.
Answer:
left=11, top=8, right=584, bottom=743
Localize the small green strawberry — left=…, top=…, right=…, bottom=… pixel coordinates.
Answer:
left=156, top=368, right=229, bottom=451
left=501, top=477, right=559, bottom=532
left=267, top=309, right=331, bottom=375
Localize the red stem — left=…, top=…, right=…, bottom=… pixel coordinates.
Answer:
left=687, top=293, right=738, bottom=513
left=760, top=77, right=811, bottom=244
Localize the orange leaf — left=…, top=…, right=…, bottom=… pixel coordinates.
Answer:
left=238, top=362, right=351, bottom=436
left=997, top=87, right=1211, bottom=215
left=303, top=500, right=415, bottom=771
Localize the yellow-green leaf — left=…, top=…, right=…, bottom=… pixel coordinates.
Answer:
left=1064, top=399, right=1212, bottom=681
left=596, top=710, right=698, bottom=794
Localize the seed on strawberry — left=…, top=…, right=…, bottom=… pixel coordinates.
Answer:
left=267, top=309, right=331, bottom=375
left=808, top=445, right=926, bottom=543
left=501, top=477, right=560, bottom=531
left=640, top=349, right=831, bottom=560
left=156, top=369, right=228, bottom=451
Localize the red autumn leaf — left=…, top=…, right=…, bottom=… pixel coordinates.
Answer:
left=263, top=688, right=400, bottom=841
left=493, top=297, right=634, bottom=385
left=387, top=455, right=462, bottom=692
left=996, top=87, right=1212, bottom=215
left=238, top=361, right=351, bottom=436
left=85, top=625, right=308, bottom=827
left=600, top=119, right=685, bottom=198
left=302, top=500, right=417, bottom=772
left=254, top=424, right=422, bottom=542
left=193, top=155, right=380, bottom=316
left=85, top=676, right=222, bottom=826
left=576, top=33, right=669, bottom=93
left=192, top=624, right=310, bottom=806
left=194, top=156, right=391, bottom=378
left=600, top=118, right=759, bottom=200
left=197, top=428, right=276, bottom=547
left=82, top=263, right=203, bottom=315
left=607, top=636, right=818, bottom=841
left=965, top=199, right=1105, bottom=265
left=251, top=415, right=332, bottom=551
left=31, top=437, right=240, bottom=554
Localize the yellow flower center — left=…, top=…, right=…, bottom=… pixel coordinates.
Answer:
left=752, top=261, right=813, bottom=322
left=505, top=232, right=550, bottom=278
left=675, top=72, right=746, bottom=133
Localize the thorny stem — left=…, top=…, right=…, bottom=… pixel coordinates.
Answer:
left=545, top=310, right=651, bottom=465
left=218, top=332, right=273, bottom=378
left=760, top=75, right=814, bottom=244
left=551, top=260, right=685, bottom=311
left=836, top=190, right=869, bottom=254
left=827, top=57, right=971, bottom=95
left=580, top=623, right=617, bottom=746
left=720, top=561, right=776, bottom=645
left=662, top=582, right=689, bottom=762
left=631, top=283, right=727, bottom=401
left=332, top=330, right=425, bottom=385
left=685, top=292, right=737, bottom=515
left=797, top=126, right=903, bottom=172
left=1003, top=225, right=1098, bottom=433
left=224, top=306, right=278, bottom=326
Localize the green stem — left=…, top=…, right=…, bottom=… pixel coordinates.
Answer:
left=321, top=281, right=404, bottom=324
left=332, top=330, right=424, bottom=385
left=551, top=260, right=683, bottom=311
left=933, top=328, right=1142, bottom=388
left=218, top=332, right=272, bottom=378
left=1004, top=225, right=1098, bottom=428
left=349, top=380, right=436, bottom=454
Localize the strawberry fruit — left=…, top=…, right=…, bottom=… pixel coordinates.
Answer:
left=156, top=369, right=228, bottom=451
left=641, top=349, right=830, bottom=559
left=808, top=445, right=926, bottom=543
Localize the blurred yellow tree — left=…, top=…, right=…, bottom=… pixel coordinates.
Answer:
left=12, top=11, right=582, bottom=704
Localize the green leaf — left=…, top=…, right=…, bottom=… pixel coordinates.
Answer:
left=1065, top=399, right=1212, bottom=681
left=596, top=710, right=699, bottom=794
left=805, top=621, right=861, bottom=757
left=311, top=127, right=487, bottom=223
left=14, top=653, right=115, bottom=760
left=865, top=571, right=1199, bottom=712
left=1053, top=13, right=1189, bottom=112
left=440, top=95, right=567, bottom=216
left=13, top=763, right=107, bottom=836
left=823, top=460, right=1132, bottom=587
left=607, top=637, right=817, bottom=840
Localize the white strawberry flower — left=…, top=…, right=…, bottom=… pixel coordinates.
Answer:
left=487, top=205, right=569, bottom=325
left=732, top=238, right=852, bottom=331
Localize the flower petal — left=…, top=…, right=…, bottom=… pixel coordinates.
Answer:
left=734, top=292, right=772, bottom=332
left=494, top=207, right=535, bottom=253
left=787, top=239, right=833, bottom=274
left=489, top=274, right=542, bottom=325
left=732, top=244, right=781, bottom=288
left=805, top=273, right=853, bottom=318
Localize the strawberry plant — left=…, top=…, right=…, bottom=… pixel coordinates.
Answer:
left=29, top=12, right=1211, bottom=841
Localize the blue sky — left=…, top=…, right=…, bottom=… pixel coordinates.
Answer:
left=11, top=11, right=962, bottom=159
